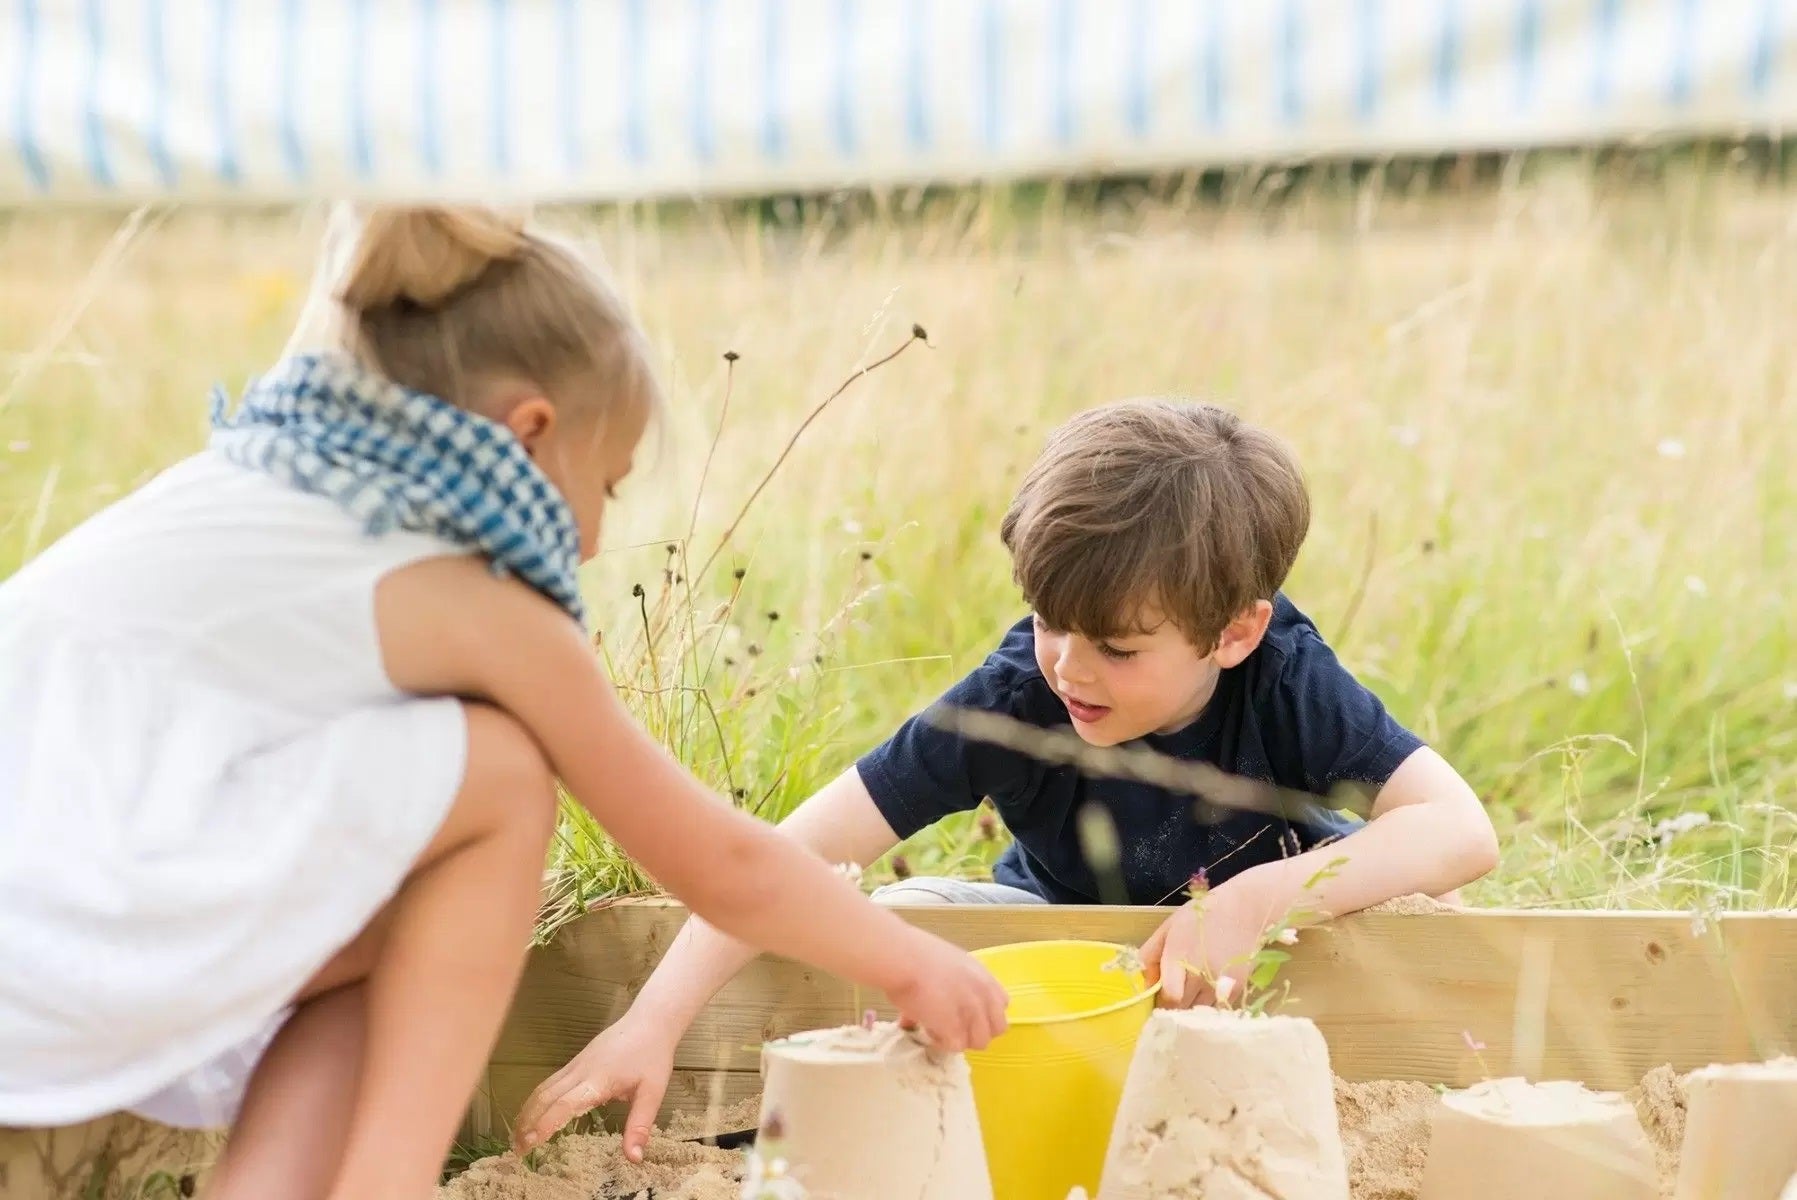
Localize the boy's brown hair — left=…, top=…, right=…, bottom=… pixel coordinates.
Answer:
left=999, top=399, right=1310, bottom=652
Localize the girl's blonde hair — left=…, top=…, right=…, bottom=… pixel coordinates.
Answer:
left=320, top=206, right=659, bottom=430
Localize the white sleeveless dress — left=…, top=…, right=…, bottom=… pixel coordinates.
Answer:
left=0, top=449, right=474, bottom=1129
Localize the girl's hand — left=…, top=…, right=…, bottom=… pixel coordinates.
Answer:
left=512, top=1011, right=680, bottom=1161
left=884, top=929, right=1011, bottom=1053
left=1139, top=882, right=1269, bottom=1009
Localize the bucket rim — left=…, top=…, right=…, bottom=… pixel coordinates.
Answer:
left=972, top=938, right=1163, bottom=1027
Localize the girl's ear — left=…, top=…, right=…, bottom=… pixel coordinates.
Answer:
left=1212, top=600, right=1274, bottom=669
left=499, top=395, right=557, bottom=451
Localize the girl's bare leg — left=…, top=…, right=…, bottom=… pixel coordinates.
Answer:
left=204, top=703, right=556, bottom=1200
left=204, top=984, right=367, bottom=1200
left=322, top=703, right=558, bottom=1198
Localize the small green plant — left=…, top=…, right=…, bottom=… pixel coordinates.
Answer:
left=1166, top=857, right=1349, bottom=1017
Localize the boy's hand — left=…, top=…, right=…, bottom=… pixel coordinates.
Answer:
left=513, top=1011, right=679, bottom=1161
left=1139, top=883, right=1270, bottom=1009
left=885, top=929, right=1011, bottom=1052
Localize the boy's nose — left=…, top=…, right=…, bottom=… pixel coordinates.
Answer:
left=1055, top=644, right=1096, bottom=687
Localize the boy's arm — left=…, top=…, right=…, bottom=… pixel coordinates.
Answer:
left=514, top=766, right=902, bottom=1156
left=1144, top=746, right=1497, bottom=1005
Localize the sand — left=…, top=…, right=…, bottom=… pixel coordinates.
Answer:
left=445, top=1067, right=1695, bottom=1200
left=439, top=1132, right=743, bottom=1200
left=663, top=1097, right=762, bottom=1141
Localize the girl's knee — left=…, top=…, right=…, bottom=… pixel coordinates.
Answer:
left=459, top=703, right=558, bottom=839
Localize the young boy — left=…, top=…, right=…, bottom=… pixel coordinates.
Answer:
left=514, top=400, right=1498, bottom=1159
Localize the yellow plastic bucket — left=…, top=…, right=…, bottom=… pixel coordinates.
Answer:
left=965, top=940, right=1159, bottom=1199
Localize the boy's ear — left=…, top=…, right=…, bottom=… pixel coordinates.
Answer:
left=1211, top=600, right=1274, bottom=668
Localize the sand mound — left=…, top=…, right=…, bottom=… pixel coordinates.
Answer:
left=1100, top=1008, right=1347, bottom=1199
left=757, top=1021, right=992, bottom=1199
left=439, top=1132, right=742, bottom=1200
left=1674, top=1058, right=1797, bottom=1200
left=1418, top=1077, right=1657, bottom=1199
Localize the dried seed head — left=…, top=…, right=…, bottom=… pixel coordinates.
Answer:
left=744, top=686, right=758, bottom=697
left=890, top=854, right=912, bottom=880
left=724, top=350, right=741, bottom=363
left=977, top=810, right=999, bottom=841
left=665, top=543, right=678, bottom=556
left=733, top=567, right=747, bottom=581
left=911, top=322, right=928, bottom=341
left=766, top=610, right=780, bottom=622
left=631, top=583, right=645, bottom=598
left=734, top=788, right=748, bottom=801
left=747, top=643, right=762, bottom=657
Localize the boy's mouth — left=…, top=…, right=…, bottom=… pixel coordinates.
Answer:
left=1062, top=695, right=1111, bottom=724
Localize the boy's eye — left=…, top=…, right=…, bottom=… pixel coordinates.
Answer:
left=1097, top=643, right=1137, bottom=661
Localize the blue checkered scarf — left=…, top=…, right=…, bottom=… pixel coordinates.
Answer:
left=209, top=353, right=586, bottom=624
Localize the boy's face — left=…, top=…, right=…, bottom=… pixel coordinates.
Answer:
left=1032, top=602, right=1271, bottom=746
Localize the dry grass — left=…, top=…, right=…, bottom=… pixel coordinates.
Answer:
left=3, top=160, right=1794, bottom=933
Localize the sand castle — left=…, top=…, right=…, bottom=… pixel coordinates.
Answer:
left=1673, top=1058, right=1797, bottom=1200
left=1418, top=1077, right=1657, bottom=1199
left=1096, top=1008, right=1349, bottom=1200
left=752, top=1021, right=992, bottom=1199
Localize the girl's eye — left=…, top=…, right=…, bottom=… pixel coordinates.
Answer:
left=1098, top=643, right=1137, bottom=661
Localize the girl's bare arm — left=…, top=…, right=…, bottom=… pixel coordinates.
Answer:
left=372, top=556, right=1005, bottom=1030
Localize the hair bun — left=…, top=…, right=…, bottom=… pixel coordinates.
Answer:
left=337, top=207, right=530, bottom=312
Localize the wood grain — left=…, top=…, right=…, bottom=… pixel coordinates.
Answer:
left=475, top=902, right=1797, bottom=1132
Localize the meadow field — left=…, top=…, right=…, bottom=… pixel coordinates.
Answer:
left=3, top=159, right=1792, bottom=937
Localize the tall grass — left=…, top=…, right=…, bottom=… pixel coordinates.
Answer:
left=3, top=159, right=1793, bottom=939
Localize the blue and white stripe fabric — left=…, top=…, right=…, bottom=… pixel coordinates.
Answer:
left=2, top=0, right=1794, bottom=203
left=210, top=353, right=587, bottom=624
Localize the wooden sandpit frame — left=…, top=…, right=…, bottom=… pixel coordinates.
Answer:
left=6, top=902, right=1796, bottom=1198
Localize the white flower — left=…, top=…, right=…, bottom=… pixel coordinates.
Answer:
left=1390, top=425, right=1422, bottom=448
left=1274, top=928, right=1299, bottom=946
left=1657, top=438, right=1687, bottom=459
left=1684, top=576, right=1708, bottom=597
left=1653, top=811, right=1711, bottom=844
left=1213, top=974, right=1238, bottom=1005
left=832, top=862, right=864, bottom=886
left=1568, top=670, right=1591, bottom=696
left=841, top=517, right=863, bottom=535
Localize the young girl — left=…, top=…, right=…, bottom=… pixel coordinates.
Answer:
left=0, top=208, right=1008, bottom=1199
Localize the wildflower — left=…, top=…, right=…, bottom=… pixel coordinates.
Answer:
left=1462, top=1030, right=1487, bottom=1052
left=1568, top=670, right=1591, bottom=696
left=861, top=1009, right=878, bottom=1030
left=1653, top=811, right=1711, bottom=845
left=841, top=517, right=863, bottom=535
left=1188, top=868, right=1210, bottom=898
left=1656, top=438, right=1687, bottom=459
left=1274, top=927, right=1299, bottom=946
left=1213, top=975, right=1237, bottom=1005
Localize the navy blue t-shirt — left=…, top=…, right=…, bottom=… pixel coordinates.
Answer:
left=856, top=596, right=1424, bottom=906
